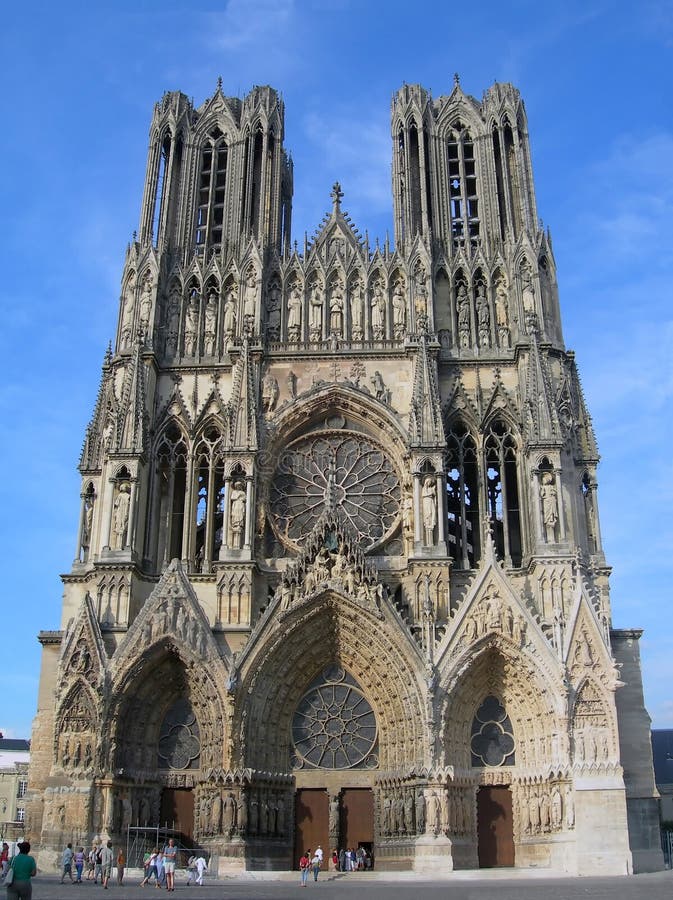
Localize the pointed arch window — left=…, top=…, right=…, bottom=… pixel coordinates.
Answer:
left=153, top=424, right=188, bottom=567
left=447, top=122, right=480, bottom=249
left=193, top=424, right=225, bottom=571
left=194, top=127, right=228, bottom=253
left=446, top=421, right=480, bottom=568
left=485, top=420, right=522, bottom=567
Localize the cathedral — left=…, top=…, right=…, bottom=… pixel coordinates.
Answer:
left=28, top=78, right=663, bottom=875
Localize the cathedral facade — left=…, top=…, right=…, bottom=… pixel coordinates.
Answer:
left=28, top=79, right=662, bottom=875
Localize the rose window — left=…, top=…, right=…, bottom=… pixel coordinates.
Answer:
left=157, top=699, right=201, bottom=770
left=470, top=695, right=515, bottom=767
left=270, top=432, right=400, bottom=550
left=291, top=667, right=378, bottom=769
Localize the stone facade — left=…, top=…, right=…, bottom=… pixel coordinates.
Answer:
left=27, top=78, right=662, bottom=874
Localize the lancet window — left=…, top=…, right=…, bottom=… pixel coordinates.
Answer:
left=447, top=123, right=479, bottom=248
left=193, top=425, right=225, bottom=571
left=485, top=419, right=522, bottom=567
left=446, top=422, right=480, bottom=568
left=194, top=127, right=228, bottom=253
left=152, top=424, right=188, bottom=568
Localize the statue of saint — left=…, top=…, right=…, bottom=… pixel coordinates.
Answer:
left=266, top=282, right=281, bottom=339
left=184, top=292, right=199, bottom=356
left=392, top=281, right=406, bottom=332
left=421, top=476, right=437, bottom=545
left=288, top=285, right=302, bottom=340
left=309, top=282, right=323, bottom=337
left=329, top=280, right=344, bottom=334
left=112, top=482, right=131, bottom=549
left=540, top=472, right=559, bottom=542
left=204, top=288, right=218, bottom=355
left=223, top=286, right=237, bottom=340
left=350, top=280, right=364, bottom=337
left=371, top=279, right=386, bottom=336
left=229, top=481, right=246, bottom=549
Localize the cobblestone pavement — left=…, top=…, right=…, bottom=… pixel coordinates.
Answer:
left=14, top=870, right=673, bottom=900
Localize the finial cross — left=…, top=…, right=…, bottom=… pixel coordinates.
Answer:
left=330, top=181, right=344, bottom=209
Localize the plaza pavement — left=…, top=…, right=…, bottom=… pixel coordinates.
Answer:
left=15, top=868, right=673, bottom=900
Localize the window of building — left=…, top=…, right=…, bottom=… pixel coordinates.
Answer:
left=194, top=127, right=228, bottom=252
left=446, top=422, right=480, bottom=568
left=447, top=122, right=479, bottom=248
left=485, top=420, right=522, bottom=567
left=471, top=695, right=515, bottom=767
left=157, top=699, right=201, bottom=770
left=16, top=807, right=25, bottom=823
left=16, top=779, right=27, bottom=799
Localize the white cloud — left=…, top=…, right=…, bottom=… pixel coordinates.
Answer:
left=204, top=0, right=295, bottom=52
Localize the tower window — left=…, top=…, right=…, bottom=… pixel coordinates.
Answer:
left=447, top=125, right=480, bottom=249
left=194, top=128, right=228, bottom=253
left=446, top=422, right=480, bottom=567
left=485, top=420, right=522, bottom=567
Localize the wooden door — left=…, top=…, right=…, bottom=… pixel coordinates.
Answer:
left=341, top=788, right=374, bottom=854
left=295, top=790, right=328, bottom=865
left=160, top=788, right=194, bottom=841
left=477, top=785, right=514, bottom=867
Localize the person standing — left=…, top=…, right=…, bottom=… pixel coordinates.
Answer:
left=60, top=843, right=74, bottom=883
left=311, top=849, right=321, bottom=882
left=116, top=847, right=125, bottom=885
left=163, top=838, right=177, bottom=892
left=74, top=847, right=85, bottom=883
left=100, top=841, right=113, bottom=890
left=0, top=843, right=9, bottom=880
left=299, top=851, right=310, bottom=887
left=155, top=850, right=165, bottom=889
left=6, top=840, right=36, bottom=900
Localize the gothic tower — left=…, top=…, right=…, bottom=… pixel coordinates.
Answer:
left=27, top=80, right=661, bottom=876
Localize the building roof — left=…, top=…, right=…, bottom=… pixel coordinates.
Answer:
left=651, top=729, right=673, bottom=786
left=0, top=739, right=29, bottom=752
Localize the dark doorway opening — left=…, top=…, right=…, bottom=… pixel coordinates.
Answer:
left=477, top=785, right=514, bottom=867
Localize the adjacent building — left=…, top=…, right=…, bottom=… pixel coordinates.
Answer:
left=27, top=78, right=662, bottom=874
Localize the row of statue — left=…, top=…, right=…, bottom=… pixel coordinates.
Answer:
left=458, top=591, right=528, bottom=648
left=59, top=736, right=94, bottom=771
left=117, top=260, right=551, bottom=357
left=573, top=725, right=611, bottom=764
left=517, top=783, right=574, bottom=834
left=197, top=787, right=287, bottom=838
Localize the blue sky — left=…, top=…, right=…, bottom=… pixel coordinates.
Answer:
left=1, top=0, right=671, bottom=738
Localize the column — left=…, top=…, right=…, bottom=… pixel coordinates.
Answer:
left=219, top=477, right=231, bottom=559
left=435, top=470, right=446, bottom=547
left=181, top=454, right=196, bottom=564
left=126, top=476, right=139, bottom=552
left=555, top=468, right=567, bottom=541
left=100, top=477, right=115, bottom=550
left=244, top=476, right=254, bottom=550
left=74, top=491, right=87, bottom=563
left=204, top=461, right=216, bottom=567
left=413, top=473, right=422, bottom=545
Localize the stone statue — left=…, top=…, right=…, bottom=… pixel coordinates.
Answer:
left=262, top=372, right=279, bottom=413
left=266, top=282, right=281, bottom=339
left=204, top=288, right=218, bottom=355
left=371, top=279, right=386, bottom=337
left=350, top=279, right=365, bottom=338
left=415, top=790, right=425, bottom=834
left=551, top=786, right=563, bottom=828
left=288, top=285, right=302, bottom=340
left=229, top=481, right=246, bottom=549
left=184, top=292, right=199, bottom=356
left=371, top=370, right=386, bottom=402
left=329, top=795, right=339, bottom=835
left=112, top=482, right=131, bottom=549
left=457, top=283, right=471, bottom=348
left=223, top=792, right=236, bottom=832
left=138, top=275, right=153, bottom=335
left=476, top=284, right=490, bottom=347
left=211, top=792, right=222, bottom=832
left=82, top=495, right=94, bottom=554
left=287, top=370, right=297, bottom=398
left=329, top=280, right=344, bottom=335
left=165, top=286, right=180, bottom=355
left=222, top=286, right=237, bottom=340
left=120, top=274, right=136, bottom=348
left=521, top=260, right=536, bottom=314
left=540, top=472, right=559, bottom=542
left=421, top=476, right=437, bottom=545
left=243, top=270, right=258, bottom=330
left=309, top=282, right=323, bottom=338
left=392, top=280, right=406, bottom=334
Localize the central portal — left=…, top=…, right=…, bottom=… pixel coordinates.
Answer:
left=294, top=788, right=374, bottom=864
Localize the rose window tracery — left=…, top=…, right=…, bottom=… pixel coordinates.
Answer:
left=270, top=432, right=400, bottom=550
left=470, top=695, right=515, bottom=767
left=291, top=667, right=378, bottom=769
left=157, top=698, right=201, bottom=770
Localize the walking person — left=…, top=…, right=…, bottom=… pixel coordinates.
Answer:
left=299, top=850, right=310, bottom=887
left=311, top=850, right=321, bottom=882
left=163, top=838, right=177, bottom=892
left=116, top=847, right=125, bottom=885
left=5, top=840, right=36, bottom=900
left=155, top=850, right=165, bottom=888
left=86, top=846, right=96, bottom=881
left=194, top=855, right=207, bottom=886
left=74, top=847, right=85, bottom=883
left=100, top=841, right=113, bottom=890
left=60, top=843, right=74, bottom=883
left=140, top=848, right=159, bottom=886
left=0, top=843, right=9, bottom=880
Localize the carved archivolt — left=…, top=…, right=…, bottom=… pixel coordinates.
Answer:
left=233, top=593, right=426, bottom=772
